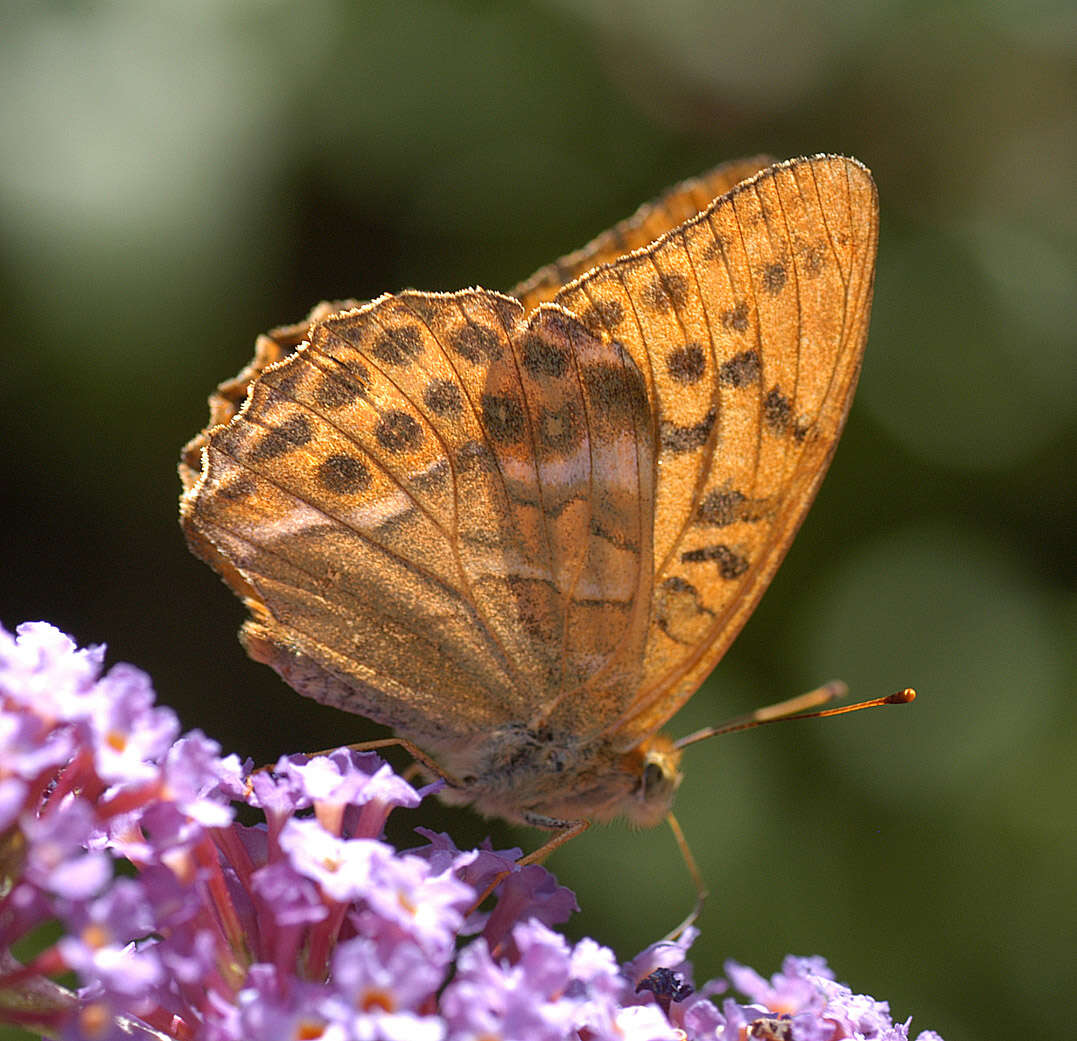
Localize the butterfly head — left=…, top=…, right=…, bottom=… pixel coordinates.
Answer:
left=624, top=734, right=684, bottom=829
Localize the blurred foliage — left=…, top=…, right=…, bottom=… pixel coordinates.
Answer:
left=1, top=2, right=1073, bottom=1039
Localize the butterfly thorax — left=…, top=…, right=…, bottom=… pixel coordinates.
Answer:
left=432, top=728, right=683, bottom=830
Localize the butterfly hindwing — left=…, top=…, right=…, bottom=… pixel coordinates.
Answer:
left=182, top=289, right=655, bottom=749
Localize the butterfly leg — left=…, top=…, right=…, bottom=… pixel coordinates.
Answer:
left=662, top=811, right=708, bottom=941
left=518, top=814, right=590, bottom=865
left=465, top=815, right=590, bottom=914
left=337, top=736, right=468, bottom=792
left=245, top=736, right=467, bottom=798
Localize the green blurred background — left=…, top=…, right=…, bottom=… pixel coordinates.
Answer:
left=2, top=2, right=1073, bottom=1038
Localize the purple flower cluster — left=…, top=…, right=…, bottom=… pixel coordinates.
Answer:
left=0, top=622, right=945, bottom=1041
left=717, top=957, right=946, bottom=1041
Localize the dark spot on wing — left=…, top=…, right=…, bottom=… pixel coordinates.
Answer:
left=640, top=272, right=689, bottom=313
left=537, top=403, right=582, bottom=454
left=375, top=410, right=423, bottom=452
left=579, top=298, right=625, bottom=333
left=341, top=353, right=373, bottom=380
left=696, top=488, right=747, bottom=526
left=582, top=354, right=649, bottom=422
left=481, top=393, right=526, bottom=443
left=318, top=453, right=371, bottom=495
left=680, top=543, right=749, bottom=579
left=660, top=408, right=716, bottom=453
left=718, top=349, right=761, bottom=388
left=423, top=378, right=463, bottom=417
left=372, top=325, right=423, bottom=366
left=270, top=366, right=303, bottom=398
left=322, top=312, right=368, bottom=348
left=762, top=262, right=787, bottom=294
left=700, top=234, right=728, bottom=263
left=249, top=414, right=312, bottom=461
left=450, top=323, right=502, bottom=363
left=764, top=386, right=792, bottom=435
left=314, top=369, right=366, bottom=409
left=521, top=333, right=569, bottom=379
left=667, top=343, right=705, bottom=384
left=662, top=575, right=696, bottom=594
left=654, top=575, right=714, bottom=642
left=721, top=301, right=750, bottom=332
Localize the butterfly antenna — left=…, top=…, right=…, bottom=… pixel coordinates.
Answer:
left=674, top=682, right=916, bottom=750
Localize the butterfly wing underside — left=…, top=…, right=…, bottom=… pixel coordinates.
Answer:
left=181, top=290, right=656, bottom=754
left=550, top=155, right=879, bottom=743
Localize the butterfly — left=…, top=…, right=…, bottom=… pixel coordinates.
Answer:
left=180, top=154, right=880, bottom=855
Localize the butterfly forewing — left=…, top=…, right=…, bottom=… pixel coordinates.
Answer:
left=553, top=156, right=878, bottom=740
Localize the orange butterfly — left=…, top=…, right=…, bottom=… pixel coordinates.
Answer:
left=180, top=154, right=890, bottom=868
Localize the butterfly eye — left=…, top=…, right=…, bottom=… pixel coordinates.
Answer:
left=641, top=759, right=667, bottom=795
left=633, top=736, right=683, bottom=820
